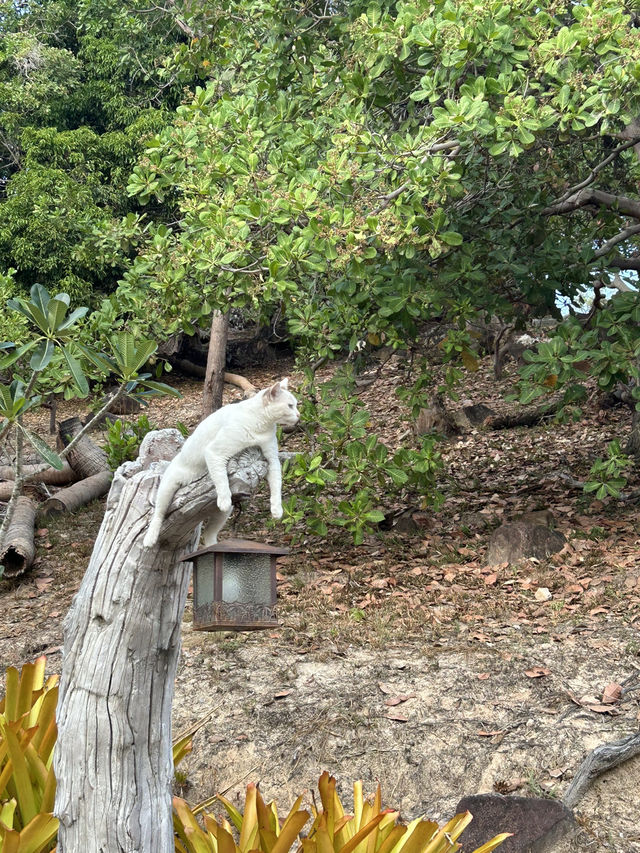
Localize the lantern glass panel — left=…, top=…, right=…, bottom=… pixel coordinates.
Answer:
left=196, top=554, right=215, bottom=606
left=222, top=553, right=272, bottom=605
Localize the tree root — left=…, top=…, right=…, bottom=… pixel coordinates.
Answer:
left=563, top=730, right=640, bottom=809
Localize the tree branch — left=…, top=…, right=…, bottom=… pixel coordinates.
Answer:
left=563, top=730, right=640, bottom=809
left=545, top=137, right=640, bottom=208
left=369, top=139, right=460, bottom=215
left=609, top=254, right=640, bottom=271
left=592, top=224, right=640, bottom=259
left=542, top=189, right=640, bottom=219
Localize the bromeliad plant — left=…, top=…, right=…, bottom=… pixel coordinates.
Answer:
left=0, top=657, right=58, bottom=853
left=174, top=781, right=310, bottom=853
left=0, top=284, right=179, bottom=561
left=173, top=771, right=510, bottom=853
left=0, top=657, right=203, bottom=853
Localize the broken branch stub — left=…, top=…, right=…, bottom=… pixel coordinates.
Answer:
left=54, top=429, right=268, bottom=853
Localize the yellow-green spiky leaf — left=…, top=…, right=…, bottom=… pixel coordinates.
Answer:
left=470, top=834, right=513, bottom=853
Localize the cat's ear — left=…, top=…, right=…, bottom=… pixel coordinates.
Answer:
left=266, top=381, right=281, bottom=401
left=266, top=378, right=288, bottom=401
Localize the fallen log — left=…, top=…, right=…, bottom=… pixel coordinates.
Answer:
left=484, top=398, right=564, bottom=430
left=0, top=495, right=36, bottom=577
left=0, top=461, right=79, bottom=485
left=173, top=357, right=205, bottom=377
left=38, top=470, right=113, bottom=519
left=224, top=371, right=257, bottom=397
left=163, top=362, right=258, bottom=397
left=58, top=416, right=109, bottom=477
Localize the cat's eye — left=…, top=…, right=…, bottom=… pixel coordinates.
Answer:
left=288, top=404, right=294, bottom=409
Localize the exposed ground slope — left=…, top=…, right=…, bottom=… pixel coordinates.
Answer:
left=1, top=356, right=639, bottom=852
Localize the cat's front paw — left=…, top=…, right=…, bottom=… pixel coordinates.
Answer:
left=217, top=495, right=232, bottom=513
left=271, top=504, right=283, bottom=520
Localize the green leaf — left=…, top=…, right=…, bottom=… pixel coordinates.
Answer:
left=30, top=284, right=51, bottom=322
left=62, top=346, right=89, bottom=397
left=440, top=231, right=463, bottom=246
left=47, top=297, right=69, bottom=333
left=29, top=340, right=55, bottom=371
left=7, top=298, right=47, bottom=331
left=56, top=306, right=89, bottom=333
left=365, top=510, right=385, bottom=523
left=17, top=425, right=65, bottom=470
left=75, top=342, right=117, bottom=375
left=110, top=333, right=157, bottom=376
left=0, top=341, right=37, bottom=370
left=137, top=379, right=181, bottom=397
left=388, top=468, right=408, bottom=485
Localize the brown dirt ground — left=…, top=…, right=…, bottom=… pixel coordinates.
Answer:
left=1, top=356, right=640, bottom=852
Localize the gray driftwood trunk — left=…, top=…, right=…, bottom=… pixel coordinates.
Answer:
left=54, top=429, right=267, bottom=853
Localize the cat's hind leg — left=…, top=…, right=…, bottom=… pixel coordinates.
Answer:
left=201, top=507, right=233, bottom=546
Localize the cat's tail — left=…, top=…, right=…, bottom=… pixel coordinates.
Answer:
left=143, top=470, right=180, bottom=549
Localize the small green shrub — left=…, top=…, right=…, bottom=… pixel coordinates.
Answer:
left=584, top=439, right=633, bottom=500
left=105, top=414, right=156, bottom=469
left=282, top=375, right=444, bottom=544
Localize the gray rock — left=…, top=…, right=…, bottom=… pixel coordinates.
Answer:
left=453, top=403, right=496, bottom=430
left=456, top=793, right=575, bottom=852
left=486, top=522, right=565, bottom=566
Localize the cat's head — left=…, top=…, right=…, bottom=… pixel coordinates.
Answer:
left=263, top=378, right=299, bottom=427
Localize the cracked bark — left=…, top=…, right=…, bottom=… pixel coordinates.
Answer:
left=54, top=429, right=267, bottom=853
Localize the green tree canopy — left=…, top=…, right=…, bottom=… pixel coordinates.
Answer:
left=113, top=0, right=640, bottom=361
left=0, top=0, right=202, bottom=301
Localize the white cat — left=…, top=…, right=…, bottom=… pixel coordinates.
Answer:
left=143, top=379, right=299, bottom=548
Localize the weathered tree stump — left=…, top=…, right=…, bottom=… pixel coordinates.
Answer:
left=58, top=416, right=109, bottom=477
left=38, top=470, right=113, bottom=519
left=54, top=429, right=268, bottom=853
left=0, top=495, right=36, bottom=577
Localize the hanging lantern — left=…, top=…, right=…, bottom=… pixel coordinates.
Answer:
left=181, top=538, right=288, bottom=631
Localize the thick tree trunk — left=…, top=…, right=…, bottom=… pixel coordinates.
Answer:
left=58, top=416, right=110, bottom=477
left=0, top=495, right=36, bottom=577
left=202, top=311, right=230, bottom=417
left=38, top=470, right=113, bottom=519
left=54, top=430, right=268, bottom=853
